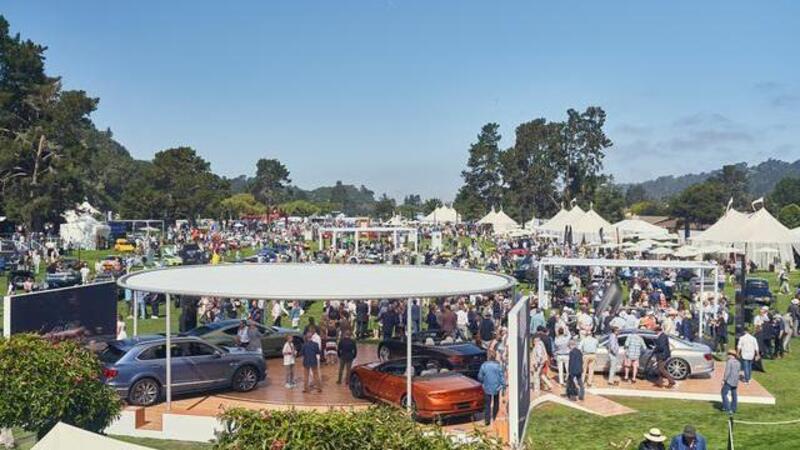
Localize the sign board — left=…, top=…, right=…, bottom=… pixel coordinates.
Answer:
left=507, top=295, right=531, bottom=446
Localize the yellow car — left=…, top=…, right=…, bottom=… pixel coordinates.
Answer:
left=113, top=238, right=135, bottom=253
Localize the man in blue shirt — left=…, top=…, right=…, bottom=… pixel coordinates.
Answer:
left=669, top=425, right=707, bottom=450
left=301, top=333, right=322, bottom=393
left=477, top=352, right=506, bottom=426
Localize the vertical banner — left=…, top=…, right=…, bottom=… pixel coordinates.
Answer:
left=507, top=295, right=530, bottom=446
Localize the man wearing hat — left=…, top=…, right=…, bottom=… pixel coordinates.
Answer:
left=668, top=425, right=707, bottom=450
left=638, top=428, right=666, bottom=450
left=721, top=349, right=741, bottom=414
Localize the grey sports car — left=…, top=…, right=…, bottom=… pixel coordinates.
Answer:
left=180, top=319, right=303, bottom=358
left=589, top=330, right=714, bottom=380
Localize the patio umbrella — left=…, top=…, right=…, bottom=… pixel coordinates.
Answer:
left=755, top=247, right=779, bottom=255
left=649, top=247, right=674, bottom=255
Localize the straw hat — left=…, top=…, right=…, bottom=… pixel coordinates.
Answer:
left=643, top=428, right=667, bottom=442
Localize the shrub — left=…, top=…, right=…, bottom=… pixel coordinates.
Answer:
left=214, top=406, right=503, bottom=450
left=0, top=334, right=122, bottom=437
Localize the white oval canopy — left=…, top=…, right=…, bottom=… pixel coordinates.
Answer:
left=118, top=264, right=516, bottom=300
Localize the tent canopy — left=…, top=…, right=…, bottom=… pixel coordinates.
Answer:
left=477, top=208, right=519, bottom=233
left=571, top=209, right=613, bottom=243
left=422, top=206, right=461, bottom=224
left=613, top=218, right=669, bottom=237
left=539, top=205, right=585, bottom=233
left=118, top=264, right=516, bottom=300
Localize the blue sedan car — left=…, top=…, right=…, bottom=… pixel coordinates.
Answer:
left=98, top=335, right=266, bottom=406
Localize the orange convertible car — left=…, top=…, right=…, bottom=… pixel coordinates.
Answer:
left=349, top=356, right=484, bottom=421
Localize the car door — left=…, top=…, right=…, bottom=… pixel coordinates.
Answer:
left=257, top=325, right=279, bottom=356
left=137, top=343, right=194, bottom=394
left=377, top=361, right=409, bottom=404
left=184, top=342, right=230, bottom=388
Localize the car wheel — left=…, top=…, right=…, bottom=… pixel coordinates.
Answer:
left=129, top=378, right=160, bottom=406
left=378, top=345, right=391, bottom=362
left=232, top=365, right=259, bottom=392
left=399, top=395, right=418, bottom=420
left=349, top=374, right=365, bottom=399
left=666, top=358, right=690, bottom=380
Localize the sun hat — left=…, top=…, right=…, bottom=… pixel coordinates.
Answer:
left=643, top=428, right=666, bottom=442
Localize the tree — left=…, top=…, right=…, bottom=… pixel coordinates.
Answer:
left=629, top=200, right=669, bottom=216
left=500, top=119, right=562, bottom=222
left=769, top=177, right=800, bottom=212
left=373, top=194, right=396, bottom=220
left=421, top=198, right=442, bottom=215
left=670, top=181, right=727, bottom=229
left=220, top=193, right=266, bottom=218
left=592, top=179, right=625, bottom=222
left=778, top=204, right=800, bottom=229
left=710, top=164, right=749, bottom=208
left=0, top=335, right=121, bottom=438
left=558, top=107, right=614, bottom=204
left=398, top=194, right=422, bottom=219
left=453, top=185, right=485, bottom=221
left=625, top=185, right=648, bottom=206
left=458, top=123, right=504, bottom=218
left=279, top=199, right=321, bottom=217
left=251, top=158, right=290, bottom=209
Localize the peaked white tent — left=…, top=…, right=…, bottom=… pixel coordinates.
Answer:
left=538, top=205, right=586, bottom=240
left=693, top=208, right=798, bottom=269
left=613, top=218, right=669, bottom=238
left=571, top=209, right=613, bottom=243
left=422, top=206, right=461, bottom=224
left=33, top=422, right=153, bottom=450
left=525, top=216, right=543, bottom=229
left=478, top=208, right=520, bottom=234
left=476, top=207, right=498, bottom=225
left=385, top=214, right=407, bottom=226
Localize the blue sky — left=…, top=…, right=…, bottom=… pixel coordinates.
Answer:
left=3, top=1, right=798, bottom=201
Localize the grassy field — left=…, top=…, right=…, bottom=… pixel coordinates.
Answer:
left=525, top=269, right=800, bottom=450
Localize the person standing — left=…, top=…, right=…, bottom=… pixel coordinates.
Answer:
left=532, top=335, right=553, bottom=394
left=653, top=326, right=676, bottom=389
left=356, top=300, right=369, bottom=339
left=479, top=310, right=496, bottom=346
left=301, top=332, right=323, bottom=393
left=554, top=328, right=571, bottom=385
left=623, top=329, right=645, bottom=383
left=566, top=339, right=584, bottom=401
left=116, top=314, right=127, bottom=340
left=477, top=352, right=506, bottom=426
left=282, top=335, right=296, bottom=389
left=440, top=304, right=457, bottom=337
left=607, top=327, right=621, bottom=386
left=721, top=349, right=741, bottom=414
left=737, top=327, right=760, bottom=384
left=668, top=425, right=707, bottom=450
left=336, top=331, right=357, bottom=384
left=579, top=331, right=598, bottom=387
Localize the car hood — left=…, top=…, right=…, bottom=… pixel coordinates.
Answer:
left=429, top=343, right=485, bottom=357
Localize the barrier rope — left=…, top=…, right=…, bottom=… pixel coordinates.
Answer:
left=732, top=418, right=800, bottom=426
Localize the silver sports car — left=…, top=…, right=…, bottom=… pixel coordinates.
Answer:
left=589, top=330, right=714, bottom=380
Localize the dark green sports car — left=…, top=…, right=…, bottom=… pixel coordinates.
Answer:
left=180, top=319, right=303, bottom=358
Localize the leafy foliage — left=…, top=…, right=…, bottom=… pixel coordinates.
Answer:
left=220, top=193, right=266, bottom=218
left=777, top=204, right=800, bottom=229
left=278, top=199, right=321, bottom=217
left=670, top=180, right=727, bottom=226
left=214, top=406, right=502, bottom=450
left=0, top=334, right=121, bottom=437
left=455, top=123, right=504, bottom=220
left=251, top=158, right=291, bottom=208
left=769, top=176, right=800, bottom=213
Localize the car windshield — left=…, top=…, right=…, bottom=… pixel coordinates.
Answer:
left=98, top=344, right=127, bottom=364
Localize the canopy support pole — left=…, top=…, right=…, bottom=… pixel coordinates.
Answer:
left=414, top=232, right=419, bottom=254
left=355, top=230, right=359, bottom=253
left=406, top=297, right=413, bottom=412
left=132, top=291, right=138, bottom=336
left=699, top=270, right=705, bottom=342
left=537, top=263, right=546, bottom=309
left=166, top=293, right=172, bottom=411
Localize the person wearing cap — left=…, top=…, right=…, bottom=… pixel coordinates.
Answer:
left=668, top=425, right=707, bottom=450
left=787, top=298, right=800, bottom=337
left=721, top=349, right=741, bottom=414
left=638, top=428, right=666, bottom=450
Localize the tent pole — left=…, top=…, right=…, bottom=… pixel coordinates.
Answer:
left=699, top=269, right=705, bottom=342
left=166, top=293, right=172, bottom=411
left=538, top=263, right=546, bottom=310
left=133, top=291, right=138, bottom=336
left=406, top=297, right=413, bottom=413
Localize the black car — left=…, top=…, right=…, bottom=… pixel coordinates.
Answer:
left=742, top=278, right=774, bottom=309
left=44, top=269, right=82, bottom=288
left=377, top=330, right=486, bottom=379
left=178, top=243, right=209, bottom=265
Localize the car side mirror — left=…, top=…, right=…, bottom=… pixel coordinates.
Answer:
left=213, top=350, right=223, bottom=358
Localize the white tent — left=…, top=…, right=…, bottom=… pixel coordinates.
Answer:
left=422, top=206, right=461, bottom=224
left=385, top=214, right=407, bottom=227
left=613, top=218, right=669, bottom=238
left=476, top=207, right=498, bottom=225
left=693, top=208, right=798, bottom=269
left=525, top=216, right=543, bottom=230
left=59, top=205, right=110, bottom=250
left=487, top=209, right=520, bottom=234
left=538, top=205, right=586, bottom=241
left=571, top=209, right=613, bottom=243
left=33, top=422, right=153, bottom=450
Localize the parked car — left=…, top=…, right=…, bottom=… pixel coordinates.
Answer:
left=9, top=268, right=34, bottom=289
left=377, top=330, right=486, bottom=379
left=98, top=335, right=266, bottom=406
left=44, top=268, right=81, bottom=288
left=742, top=278, right=774, bottom=308
left=161, top=246, right=183, bottom=266
left=114, top=238, right=136, bottom=253
left=349, top=355, right=484, bottom=422
left=178, top=243, right=209, bottom=265
left=244, top=247, right=280, bottom=263
left=180, top=320, right=303, bottom=358
left=586, top=330, right=714, bottom=380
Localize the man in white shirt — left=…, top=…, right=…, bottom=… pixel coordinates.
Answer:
left=455, top=306, right=470, bottom=339
left=737, top=328, right=760, bottom=384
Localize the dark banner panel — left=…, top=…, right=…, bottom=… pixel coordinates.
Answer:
left=8, top=282, right=117, bottom=338
left=516, top=296, right=530, bottom=441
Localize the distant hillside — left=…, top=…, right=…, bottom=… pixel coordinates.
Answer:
left=627, top=158, right=800, bottom=199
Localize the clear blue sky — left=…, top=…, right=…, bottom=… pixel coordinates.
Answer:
left=3, top=1, right=798, bottom=201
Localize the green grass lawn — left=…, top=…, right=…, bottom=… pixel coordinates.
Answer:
left=525, top=269, right=800, bottom=450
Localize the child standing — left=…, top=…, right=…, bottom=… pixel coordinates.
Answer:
left=282, top=334, right=297, bottom=388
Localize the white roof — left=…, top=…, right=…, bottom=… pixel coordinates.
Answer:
left=693, top=209, right=749, bottom=243
left=694, top=208, right=796, bottom=245
left=539, top=206, right=586, bottom=233
left=476, top=207, right=498, bottom=225
left=571, top=209, right=613, bottom=242
left=539, top=257, right=716, bottom=269
left=478, top=208, right=519, bottom=233
left=118, top=264, right=516, bottom=300
left=33, top=422, right=153, bottom=450
left=422, top=206, right=461, bottom=224
left=613, top=219, right=668, bottom=236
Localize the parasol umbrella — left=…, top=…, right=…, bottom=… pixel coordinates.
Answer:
left=649, top=247, right=674, bottom=255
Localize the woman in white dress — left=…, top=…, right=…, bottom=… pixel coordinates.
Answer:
left=116, top=314, right=128, bottom=340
